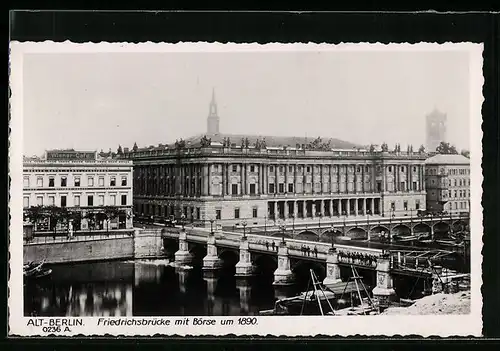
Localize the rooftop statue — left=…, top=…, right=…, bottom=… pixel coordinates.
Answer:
left=200, top=135, right=212, bottom=147
left=381, top=142, right=389, bottom=152
left=306, top=137, right=331, bottom=151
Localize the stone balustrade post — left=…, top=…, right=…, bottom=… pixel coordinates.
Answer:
left=235, top=237, right=254, bottom=277
left=323, top=248, right=342, bottom=286
left=273, top=242, right=294, bottom=286
left=372, top=255, right=397, bottom=307
left=431, top=265, right=444, bottom=294
left=174, top=229, right=192, bottom=265
left=203, top=233, right=221, bottom=270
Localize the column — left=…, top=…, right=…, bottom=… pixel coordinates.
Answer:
left=221, top=164, right=226, bottom=196
left=337, top=199, right=341, bottom=216
left=337, top=165, right=341, bottom=194
left=329, top=164, right=334, bottom=194
left=203, top=233, right=221, bottom=270
left=320, top=165, right=324, bottom=194
left=205, top=164, right=211, bottom=196
left=363, top=198, right=367, bottom=216
left=311, top=201, right=316, bottom=218
left=241, top=163, right=246, bottom=195
left=354, top=199, right=358, bottom=216
left=323, top=248, right=342, bottom=286
left=235, top=237, right=254, bottom=277
left=225, top=163, right=230, bottom=195
left=294, top=200, right=299, bottom=218
left=264, top=164, right=268, bottom=195
left=275, top=164, right=279, bottom=194
left=273, top=242, right=294, bottom=286
left=284, top=163, right=288, bottom=194
left=302, top=165, right=306, bottom=194
left=294, top=165, right=299, bottom=194
left=311, top=165, right=315, bottom=194
left=372, top=255, right=397, bottom=307
left=174, top=230, right=192, bottom=265
left=329, top=199, right=333, bottom=217
left=319, top=199, right=325, bottom=217
left=353, top=165, right=357, bottom=194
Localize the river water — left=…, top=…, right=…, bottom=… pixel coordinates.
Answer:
left=24, top=259, right=303, bottom=317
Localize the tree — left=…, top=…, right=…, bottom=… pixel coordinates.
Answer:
left=101, top=206, right=121, bottom=233
left=46, top=206, right=68, bottom=235
left=436, top=141, right=458, bottom=154
left=132, top=142, right=138, bottom=151
left=461, top=149, right=470, bottom=158
left=84, top=212, right=96, bottom=232
left=24, top=205, right=46, bottom=232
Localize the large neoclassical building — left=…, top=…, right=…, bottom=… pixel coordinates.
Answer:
left=123, top=92, right=428, bottom=227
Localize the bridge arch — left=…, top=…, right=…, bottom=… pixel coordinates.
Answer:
left=218, top=249, right=239, bottom=268
left=253, top=254, right=278, bottom=278
left=346, top=227, right=367, bottom=240
left=412, top=222, right=431, bottom=235
left=295, top=230, right=320, bottom=242
left=433, top=221, right=450, bottom=234
left=392, top=224, right=411, bottom=236
left=291, top=259, right=326, bottom=289
left=369, top=225, right=390, bottom=237
left=270, top=231, right=293, bottom=239
left=188, top=243, right=207, bottom=263
left=452, top=220, right=467, bottom=232
left=319, top=229, right=343, bottom=243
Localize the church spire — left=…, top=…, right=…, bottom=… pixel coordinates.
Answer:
left=207, top=88, right=220, bottom=135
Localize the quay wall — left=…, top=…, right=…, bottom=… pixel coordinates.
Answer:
left=23, top=229, right=166, bottom=264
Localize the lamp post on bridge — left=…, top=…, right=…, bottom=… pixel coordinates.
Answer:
left=343, top=214, right=347, bottom=236
left=366, top=213, right=371, bottom=241
left=278, top=220, right=286, bottom=245
left=291, top=214, right=295, bottom=234
left=180, top=214, right=186, bottom=231
left=209, top=219, right=215, bottom=235
left=317, top=212, right=322, bottom=228
left=242, top=220, right=247, bottom=239
left=330, top=224, right=335, bottom=248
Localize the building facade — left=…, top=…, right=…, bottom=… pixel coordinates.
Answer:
left=123, top=95, right=427, bottom=228
left=424, top=154, right=470, bottom=214
left=23, top=149, right=134, bottom=231
left=426, top=108, right=447, bottom=153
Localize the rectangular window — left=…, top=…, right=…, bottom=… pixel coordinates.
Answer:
left=110, top=177, right=116, bottom=186
left=231, top=184, right=238, bottom=195
left=306, top=166, right=311, bottom=173
left=23, top=177, right=29, bottom=187
left=48, top=177, right=55, bottom=187
left=121, top=177, right=127, bottom=186
left=121, top=195, right=127, bottom=206
left=74, top=195, right=80, bottom=207
left=37, top=177, right=43, bottom=187
left=196, top=208, right=200, bottom=220
left=401, top=166, right=405, bottom=172
left=74, top=177, right=81, bottom=187
left=400, top=182, right=405, bottom=191
left=356, top=166, right=360, bottom=173
left=454, top=190, right=458, bottom=198
left=413, top=181, right=417, bottom=191
left=278, top=183, right=284, bottom=193
left=37, top=196, right=43, bottom=206
left=232, top=165, right=237, bottom=172
left=388, top=166, right=392, bottom=172
left=391, top=202, right=396, bottom=211
left=234, top=208, right=240, bottom=219
left=99, top=195, right=105, bottom=206
left=376, top=181, right=382, bottom=192
left=61, top=196, right=67, bottom=207
left=415, top=201, right=420, bottom=210
left=249, top=184, right=256, bottom=195
left=216, top=209, right=221, bottom=220
left=413, top=166, right=417, bottom=172
left=365, top=166, right=369, bottom=172
left=88, top=177, right=94, bottom=186
left=23, top=196, right=29, bottom=208
left=403, top=201, right=408, bottom=211
left=279, top=166, right=284, bottom=173
left=98, top=177, right=104, bottom=186
left=250, top=165, right=255, bottom=172
left=48, top=196, right=55, bottom=206
left=252, top=208, right=258, bottom=218
left=88, top=195, right=94, bottom=206
left=110, top=195, right=116, bottom=206
left=288, top=183, right=294, bottom=192
left=288, top=166, right=293, bottom=173
left=269, top=183, right=275, bottom=193
left=61, top=177, right=67, bottom=187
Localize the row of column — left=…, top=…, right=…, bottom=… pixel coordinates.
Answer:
left=269, top=198, right=380, bottom=219
left=136, top=163, right=426, bottom=198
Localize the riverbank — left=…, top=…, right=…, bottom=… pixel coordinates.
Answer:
left=382, top=291, right=471, bottom=315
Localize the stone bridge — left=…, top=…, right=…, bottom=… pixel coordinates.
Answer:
left=159, top=225, right=457, bottom=304
left=240, top=214, right=469, bottom=242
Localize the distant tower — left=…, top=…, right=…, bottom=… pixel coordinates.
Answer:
left=426, top=108, right=447, bottom=152
left=207, top=88, right=220, bottom=135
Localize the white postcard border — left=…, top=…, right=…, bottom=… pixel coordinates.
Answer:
left=9, top=41, right=484, bottom=337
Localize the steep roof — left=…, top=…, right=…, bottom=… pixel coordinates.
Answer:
left=425, top=154, right=470, bottom=165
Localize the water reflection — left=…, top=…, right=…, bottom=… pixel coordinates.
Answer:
left=24, top=260, right=280, bottom=317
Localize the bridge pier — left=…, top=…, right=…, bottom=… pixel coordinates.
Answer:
left=372, top=255, right=397, bottom=307
left=202, top=233, right=221, bottom=271
left=323, top=248, right=342, bottom=286
left=273, top=242, right=294, bottom=286
left=235, top=237, right=254, bottom=277
left=174, top=230, right=192, bottom=265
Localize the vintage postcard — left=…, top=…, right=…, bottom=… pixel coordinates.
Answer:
left=9, top=41, right=483, bottom=337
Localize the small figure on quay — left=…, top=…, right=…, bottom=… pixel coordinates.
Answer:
left=271, top=241, right=275, bottom=251
left=313, top=246, right=318, bottom=257
left=265, top=241, right=269, bottom=250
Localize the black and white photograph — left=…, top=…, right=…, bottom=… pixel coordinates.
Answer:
left=9, top=41, right=483, bottom=336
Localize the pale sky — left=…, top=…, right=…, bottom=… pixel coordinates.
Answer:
left=22, top=50, right=470, bottom=156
